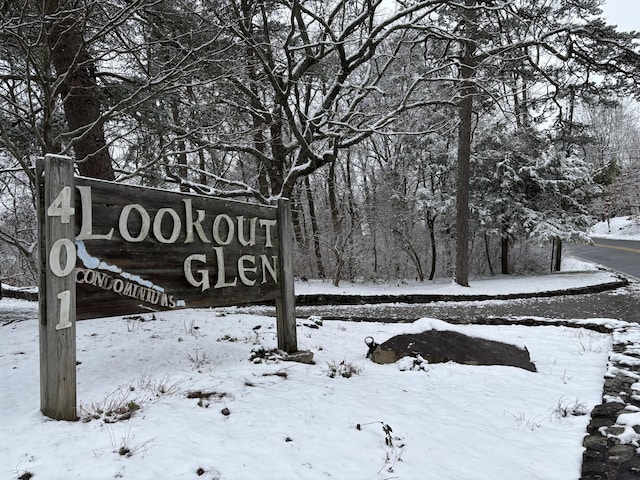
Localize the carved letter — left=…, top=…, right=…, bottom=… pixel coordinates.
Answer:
left=238, top=255, right=257, bottom=286
left=184, top=199, right=210, bottom=243
left=212, top=214, right=234, bottom=245
left=213, top=246, right=237, bottom=288
left=49, top=238, right=76, bottom=277
left=184, top=254, right=211, bottom=291
left=237, top=216, right=257, bottom=246
left=259, top=219, right=277, bottom=247
left=260, top=255, right=278, bottom=284
left=153, top=208, right=181, bottom=243
left=119, top=204, right=150, bottom=242
left=75, top=186, right=114, bottom=240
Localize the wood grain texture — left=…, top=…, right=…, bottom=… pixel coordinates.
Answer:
left=38, top=155, right=77, bottom=420
left=276, top=198, right=297, bottom=353
left=74, top=177, right=280, bottom=319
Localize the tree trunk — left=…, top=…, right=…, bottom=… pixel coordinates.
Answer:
left=552, top=237, right=563, bottom=272
left=170, top=100, right=189, bottom=192
left=484, top=233, right=494, bottom=275
left=427, top=217, right=437, bottom=281
left=328, top=160, right=341, bottom=235
left=43, top=0, right=115, bottom=180
left=455, top=93, right=472, bottom=286
left=304, top=176, right=325, bottom=278
left=501, top=236, right=509, bottom=274
left=290, top=191, right=305, bottom=248
left=363, top=170, right=378, bottom=276
left=328, top=160, right=343, bottom=285
left=454, top=0, right=477, bottom=287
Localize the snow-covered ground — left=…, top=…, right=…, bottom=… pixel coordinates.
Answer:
left=0, top=302, right=617, bottom=480
left=293, top=262, right=618, bottom=298
left=591, top=215, right=640, bottom=240
left=1, top=216, right=639, bottom=480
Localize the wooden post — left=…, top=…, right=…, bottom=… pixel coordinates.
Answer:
left=37, top=155, right=77, bottom=420
left=276, top=198, right=297, bottom=353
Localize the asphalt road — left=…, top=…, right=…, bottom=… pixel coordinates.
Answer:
left=568, top=238, right=640, bottom=280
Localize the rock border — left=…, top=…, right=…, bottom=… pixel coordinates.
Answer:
left=581, top=323, right=640, bottom=480
left=295, top=278, right=628, bottom=306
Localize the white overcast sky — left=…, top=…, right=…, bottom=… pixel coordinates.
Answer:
left=601, top=0, right=639, bottom=32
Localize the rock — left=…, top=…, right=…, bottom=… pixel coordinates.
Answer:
left=583, top=435, right=608, bottom=454
left=607, top=444, right=635, bottom=464
left=283, top=350, right=315, bottom=364
left=370, top=329, right=537, bottom=372
left=591, top=402, right=628, bottom=419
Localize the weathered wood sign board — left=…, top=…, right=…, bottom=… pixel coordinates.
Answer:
left=73, top=176, right=282, bottom=318
left=37, top=154, right=297, bottom=420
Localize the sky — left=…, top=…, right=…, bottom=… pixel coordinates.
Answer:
left=601, top=0, right=640, bottom=32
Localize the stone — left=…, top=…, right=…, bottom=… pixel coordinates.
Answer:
left=591, top=403, right=627, bottom=418
left=370, top=329, right=536, bottom=372
left=283, top=350, right=315, bottom=364
left=606, top=425, right=627, bottom=436
left=583, top=435, right=608, bottom=452
left=587, top=417, right=614, bottom=435
left=606, top=444, right=635, bottom=464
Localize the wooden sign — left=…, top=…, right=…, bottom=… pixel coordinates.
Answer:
left=73, top=177, right=283, bottom=318
left=37, top=154, right=297, bottom=420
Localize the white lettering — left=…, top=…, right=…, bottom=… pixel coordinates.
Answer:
left=260, top=255, right=278, bottom=284
left=213, top=246, right=237, bottom=288
left=153, top=208, right=181, bottom=243
left=49, top=238, right=76, bottom=277
left=183, top=199, right=210, bottom=243
left=184, top=254, right=210, bottom=291
left=75, top=186, right=114, bottom=240
left=47, top=186, right=74, bottom=224
left=259, top=219, right=277, bottom=247
left=55, top=290, right=73, bottom=330
left=237, top=216, right=257, bottom=246
left=238, top=255, right=257, bottom=286
left=112, top=278, right=124, bottom=293
left=212, top=214, right=234, bottom=245
left=119, top=204, right=150, bottom=242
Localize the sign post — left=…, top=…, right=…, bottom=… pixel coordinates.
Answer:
left=276, top=198, right=297, bottom=353
left=36, top=155, right=300, bottom=420
left=37, top=154, right=77, bottom=420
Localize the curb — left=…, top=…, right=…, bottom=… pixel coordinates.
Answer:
left=0, top=288, right=38, bottom=302
left=3, top=279, right=628, bottom=307
left=295, top=278, right=629, bottom=306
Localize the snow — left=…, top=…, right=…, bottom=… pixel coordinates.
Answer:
left=591, top=216, right=640, bottom=240
left=293, top=268, right=619, bottom=297
left=0, top=306, right=614, bottom=480
left=2, top=218, right=640, bottom=480
left=0, top=269, right=628, bottom=480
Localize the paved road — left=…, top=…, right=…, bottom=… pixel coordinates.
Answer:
left=568, top=238, right=640, bottom=280
left=3, top=278, right=639, bottom=327
left=227, top=282, right=640, bottom=325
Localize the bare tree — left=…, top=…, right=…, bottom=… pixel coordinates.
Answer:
left=159, top=0, right=442, bottom=202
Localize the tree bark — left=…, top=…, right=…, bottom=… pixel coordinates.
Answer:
left=552, top=237, right=563, bottom=272
left=304, top=176, right=325, bottom=278
left=484, top=233, right=494, bottom=275
left=501, top=236, right=509, bottom=274
left=170, top=100, right=189, bottom=192
left=454, top=0, right=477, bottom=287
left=43, top=0, right=115, bottom=180
left=427, top=216, right=437, bottom=281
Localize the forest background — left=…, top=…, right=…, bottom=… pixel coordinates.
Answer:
left=2, top=0, right=640, bottom=290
